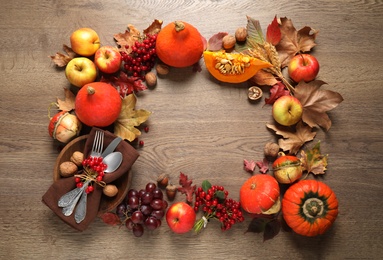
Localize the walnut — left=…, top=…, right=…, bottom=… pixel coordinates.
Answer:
left=59, top=161, right=78, bottom=177
left=235, top=27, right=248, bottom=42
left=155, top=63, right=170, bottom=76
left=222, top=35, right=236, bottom=50
left=103, top=184, right=118, bottom=197
left=145, top=72, right=157, bottom=88
left=70, top=151, right=84, bottom=166
left=264, top=142, right=280, bottom=159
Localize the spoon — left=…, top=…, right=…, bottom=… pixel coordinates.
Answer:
left=103, top=152, right=123, bottom=173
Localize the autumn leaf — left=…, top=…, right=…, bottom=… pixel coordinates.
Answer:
left=294, top=80, right=344, bottom=131
left=177, top=172, right=196, bottom=204
left=100, top=212, right=122, bottom=226
left=256, top=158, right=269, bottom=174
left=100, top=71, right=147, bottom=98
left=49, top=44, right=77, bottom=67
left=244, top=159, right=256, bottom=173
left=246, top=214, right=281, bottom=242
left=300, top=141, right=328, bottom=175
left=56, top=87, right=76, bottom=111
left=114, top=25, right=141, bottom=54
left=207, top=32, right=228, bottom=51
left=276, top=17, right=319, bottom=68
left=251, top=70, right=278, bottom=86
left=266, top=16, right=281, bottom=46
left=265, top=82, right=290, bottom=105
left=246, top=15, right=265, bottom=47
left=114, top=94, right=151, bottom=142
left=266, top=121, right=316, bottom=154
left=142, top=19, right=163, bottom=35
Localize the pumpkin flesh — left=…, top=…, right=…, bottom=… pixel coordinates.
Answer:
left=282, top=180, right=338, bottom=237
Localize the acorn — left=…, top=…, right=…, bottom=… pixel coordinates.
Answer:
left=165, top=184, right=177, bottom=201
left=157, top=173, right=169, bottom=189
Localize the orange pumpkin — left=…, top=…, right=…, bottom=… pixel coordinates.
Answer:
left=240, top=174, right=280, bottom=214
left=75, top=82, right=122, bottom=127
left=203, top=51, right=272, bottom=83
left=156, top=21, right=204, bottom=67
left=282, top=180, right=339, bottom=237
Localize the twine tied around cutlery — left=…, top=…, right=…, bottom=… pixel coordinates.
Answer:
left=42, top=127, right=139, bottom=231
left=75, top=167, right=107, bottom=190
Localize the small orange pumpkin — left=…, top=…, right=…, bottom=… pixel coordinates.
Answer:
left=203, top=51, right=272, bottom=83
left=282, top=180, right=339, bottom=237
left=272, top=154, right=303, bottom=184
left=156, top=21, right=204, bottom=67
left=75, top=82, right=122, bottom=127
left=240, top=174, right=280, bottom=214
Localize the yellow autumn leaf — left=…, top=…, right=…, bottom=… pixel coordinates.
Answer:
left=114, top=94, right=151, bottom=141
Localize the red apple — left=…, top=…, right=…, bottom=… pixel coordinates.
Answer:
left=272, top=95, right=303, bottom=126
left=288, top=54, right=319, bottom=82
left=65, top=57, right=97, bottom=88
left=70, top=28, right=100, bottom=56
left=166, top=202, right=196, bottom=234
left=94, top=46, right=122, bottom=74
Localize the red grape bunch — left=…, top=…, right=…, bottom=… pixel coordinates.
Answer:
left=116, top=182, right=168, bottom=237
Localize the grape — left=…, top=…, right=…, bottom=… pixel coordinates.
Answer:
left=116, top=203, right=126, bottom=217
left=150, top=199, right=164, bottom=210
left=162, top=200, right=168, bottom=210
left=145, top=182, right=157, bottom=193
left=151, top=209, right=164, bottom=219
left=128, top=188, right=138, bottom=198
left=140, top=204, right=153, bottom=216
left=144, top=216, right=159, bottom=231
left=131, top=210, right=144, bottom=224
left=152, top=188, right=163, bottom=199
left=141, top=191, right=153, bottom=205
left=138, top=189, right=146, bottom=199
left=132, top=224, right=144, bottom=237
left=128, top=196, right=140, bottom=210
left=125, top=218, right=134, bottom=230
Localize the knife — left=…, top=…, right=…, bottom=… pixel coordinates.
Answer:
left=101, top=136, right=122, bottom=157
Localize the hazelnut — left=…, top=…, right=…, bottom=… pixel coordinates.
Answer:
left=222, top=35, right=236, bottom=50
left=70, top=151, right=84, bottom=167
left=155, top=63, right=170, bottom=76
left=165, top=184, right=177, bottom=201
left=103, top=184, right=118, bottom=197
left=264, top=142, right=280, bottom=159
left=59, top=161, right=78, bottom=177
left=235, top=27, right=248, bottom=42
left=157, top=173, right=169, bottom=189
left=145, top=72, right=157, bottom=88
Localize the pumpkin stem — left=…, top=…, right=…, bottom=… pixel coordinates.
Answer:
left=303, top=198, right=324, bottom=218
left=174, top=21, right=185, bottom=32
left=87, top=86, right=95, bottom=95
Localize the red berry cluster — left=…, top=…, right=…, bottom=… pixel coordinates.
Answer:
left=194, top=184, right=245, bottom=231
left=120, top=34, right=158, bottom=80
left=77, top=156, right=107, bottom=193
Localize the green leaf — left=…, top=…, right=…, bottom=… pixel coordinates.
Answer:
left=201, top=180, right=211, bottom=192
left=215, top=190, right=225, bottom=201
left=246, top=16, right=265, bottom=46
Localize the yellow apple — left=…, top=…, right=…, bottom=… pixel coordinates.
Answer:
left=272, top=95, right=303, bottom=126
left=65, top=57, right=97, bottom=88
left=70, top=28, right=100, bottom=56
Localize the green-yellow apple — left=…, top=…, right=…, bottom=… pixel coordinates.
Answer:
left=288, top=54, right=319, bottom=82
left=94, top=46, right=122, bottom=74
left=65, top=57, right=97, bottom=88
left=70, top=28, right=100, bottom=56
left=166, top=202, right=196, bottom=234
left=272, top=95, right=303, bottom=126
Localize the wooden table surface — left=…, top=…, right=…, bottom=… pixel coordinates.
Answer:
left=1, top=0, right=382, bottom=259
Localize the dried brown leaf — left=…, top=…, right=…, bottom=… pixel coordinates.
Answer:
left=114, top=25, right=141, bottom=54
left=266, top=121, right=316, bottom=154
left=300, top=141, right=328, bottom=175
left=49, top=44, right=77, bottom=67
left=294, top=80, right=344, bottom=131
left=57, top=88, right=76, bottom=111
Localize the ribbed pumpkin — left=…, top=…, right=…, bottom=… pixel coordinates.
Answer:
left=272, top=154, right=303, bottom=184
left=156, top=21, right=204, bottom=67
left=240, top=174, right=280, bottom=214
left=75, top=82, right=122, bottom=127
left=203, top=51, right=272, bottom=83
left=282, top=180, right=339, bottom=237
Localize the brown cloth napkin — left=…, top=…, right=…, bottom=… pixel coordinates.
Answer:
left=42, top=127, right=139, bottom=231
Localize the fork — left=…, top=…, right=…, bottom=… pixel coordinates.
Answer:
left=90, top=130, right=104, bottom=158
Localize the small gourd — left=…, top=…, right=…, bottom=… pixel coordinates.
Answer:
left=75, top=82, right=122, bottom=127
left=203, top=50, right=272, bottom=83
left=272, top=154, right=303, bottom=184
left=282, top=180, right=339, bottom=237
left=156, top=21, right=204, bottom=68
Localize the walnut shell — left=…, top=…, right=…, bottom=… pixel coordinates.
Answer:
left=70, top=151, right=84, bottom=166
left=222, top=35, right=236, bottom=50
left=235, top=27, right=248, bottom=42
left=59, top=161, right=78, bottom=177
left=145, top=72, right=157, bottom=87
left=103, top=184, right=119, bottom=197
left=264, top=142, right=280, bottom=159
left=155, top=63, right=170, bottom=76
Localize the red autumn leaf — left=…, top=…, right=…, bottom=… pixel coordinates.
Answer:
left=266, top=121, right=317, bottom=154
left=49, top=44, right=77, bottom=67
left=276, top=17, right=319, bottom=68
left=244, top=159, right=256, bottom=173
left=256, top=158, right=269, bottom=174
left=177, top=172, right=196, bottom=204
left=294, top=80, right=344, bottom=131
left=265, top=82, right=290, bottom=105
left=266, top=16, right=281, bottom=46
left=207, top=32, right=228, bottom=51
left=100, top=71, right=147, bottom=98
left=100, top=212, right=122, bottom=226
